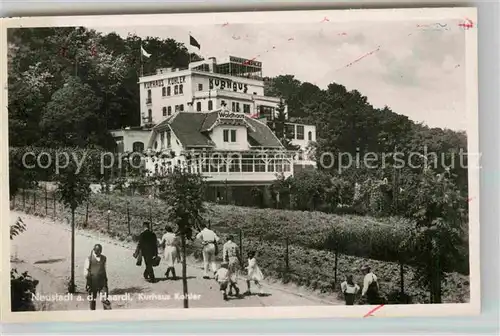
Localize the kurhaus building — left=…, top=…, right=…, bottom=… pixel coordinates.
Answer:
left=111, top=56, right=316, bottom=206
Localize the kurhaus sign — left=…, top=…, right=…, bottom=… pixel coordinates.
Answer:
left=143, top=76, right=186, bottom=89
left=209, top=78, right=248, bottom=93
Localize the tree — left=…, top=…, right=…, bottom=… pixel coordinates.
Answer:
left=56, top=160, right=91, bottom=293
left=39, top=77, right=116, bottom=149
left=158, top=167, right=207, bottom=308
left=401, top=167, right=467, bottom=303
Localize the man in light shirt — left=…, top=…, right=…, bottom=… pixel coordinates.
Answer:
left=84, top=244, right=109, bottom=310
left=196, top=223, right=220, bottom=279
left=361, top=265, right=380, bottom=304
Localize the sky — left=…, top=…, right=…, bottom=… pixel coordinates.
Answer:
left=94, top=20, right=467, bottom=131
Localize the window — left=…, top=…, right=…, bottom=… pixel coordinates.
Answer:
left=196, top=102, right=202, bottom=112
left=198, top=83, right=203, bottom=91
left=230, top=130, right=236, bottom=142
left=147, top=89, right=152, bottom=98
left=175, top=105, right=179, bottom=112
left=154, top=141, right=158, bottom=150
left=229, top=154, right=241, bottom=172
left=148, top=109, right=152, bottom=123
left=236, top=103, right=240, bottom=112
left=242, top=155, right=254, bottom=172
left=179, top=84, right=183, bottom=94
left=180, top=104, right=184, bottom=111
left=166, top=131, right=171, bottom=148
left=223, top=129, right=229, bottom=142
left=167, top=106, right=172, bottom=115
left=132, top=142, right=144, bottom=153
left=174, top=85, right=179, bottom=95
left=255, top=157, right=266, bottom=172
left=208, top=100, right=213, bottom=111
left=243, top=104, right=250, bottom=114
left=160, top=132, right=165, bottom=149
left=146, top=90, right=152, bottom=104
left=286, top=124, right=295, bottom=139
left=162, top=107, right=167, bottom=116
left=297, top=125, right=305, bottom=140
left=267, top=157, right=275, bottom=172
left=167, top=87, right=171, bottom=96
left=259, top=105, right=275, bottom=120
left=308, top=131, right=312, bottom=141
left=232, top=102, right=236, bottom=111
left=162, top=87, right=166, bottom=96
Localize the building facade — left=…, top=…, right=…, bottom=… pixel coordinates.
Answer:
left=110, top=56, right=317, bottom=205
left=137, top=56, right=315, bottom=151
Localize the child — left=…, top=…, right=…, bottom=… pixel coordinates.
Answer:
left=245, top=251, right=264, bottom=295
left=215, top=262, right=232, bottom=300
left=340, top=274, right=360, bottom=305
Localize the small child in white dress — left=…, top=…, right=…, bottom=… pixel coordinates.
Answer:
left=245, top=251, right=264, bottom=295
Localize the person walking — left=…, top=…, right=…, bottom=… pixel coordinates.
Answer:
left=361, top=265, right=380, bottom=304
left=160, top=225, right=180, bottom=280
left=214, top=261, right=231, bottom=301
left=340, top=274, right=360, bottom=305
left=196, top=223, right=220, bottom=279
left=84, top=244, right=109, bottom=310
left=137, top=222, right=159, bottom=283
left=245, top=251, right=264, bottom=295
left=222, top=234, right=240, bottom=296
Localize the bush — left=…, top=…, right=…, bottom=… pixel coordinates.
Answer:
left=10, top=269, right=39, bottom=311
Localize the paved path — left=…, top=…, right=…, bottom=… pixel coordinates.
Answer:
left=10, top=211, right=341, bottom=311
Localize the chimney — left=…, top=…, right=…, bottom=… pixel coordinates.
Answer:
left=208, top=57, right=216, bottom=73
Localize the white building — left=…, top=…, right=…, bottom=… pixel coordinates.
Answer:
left=110, top=56, right=316, bottom=205
left=137, top=56, right=315, bottom=150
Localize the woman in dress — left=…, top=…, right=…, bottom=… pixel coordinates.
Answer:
left=160, top=225, right=180, bottom=279
left=245, top=251, right=264, bottom=295
left=340, top=274, right=360, bottom=305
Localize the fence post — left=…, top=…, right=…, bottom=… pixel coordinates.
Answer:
left=127, top=202, right=131, bottom=235
left=400, top=260, right=405, bottom=294
left=285, top=237, right=290, bottom=273
left=85, top=202, right=89, bottom=228
left=45, top=184, right=48, bottom=215
left=239, top=228, right=243, bottom=261
left=149, top=205, right=153, bottom=227
left=53, top=193, right=56, bottom=218
left=334, top=249, right=339, bottom=285
left=107, top=200, right=111, bottom=232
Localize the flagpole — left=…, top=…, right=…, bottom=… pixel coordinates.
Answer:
left=140, top=44, right=144, bottom=77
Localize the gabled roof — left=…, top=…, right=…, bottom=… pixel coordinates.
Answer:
left=245, top=117, right=283, bottom=148
left=150, top=110, right=284, bottom=149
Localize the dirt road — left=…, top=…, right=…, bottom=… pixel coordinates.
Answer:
left=10, top=211, right=341, bottom=311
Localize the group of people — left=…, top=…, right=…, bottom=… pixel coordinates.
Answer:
left=340, top=265, right=381, bottom=305
left=133, top=221, right=265, bottom=300
left=82, top=222, right=379, bottom=310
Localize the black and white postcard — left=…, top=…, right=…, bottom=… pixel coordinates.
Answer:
left=0, top=7, right=480, bottom=323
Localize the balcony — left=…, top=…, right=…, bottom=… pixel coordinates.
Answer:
left=146, top=150, right=297, bottom=182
